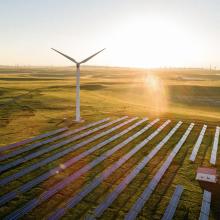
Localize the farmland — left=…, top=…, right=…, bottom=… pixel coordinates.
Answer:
left=0, top=66, right=220, bottom=219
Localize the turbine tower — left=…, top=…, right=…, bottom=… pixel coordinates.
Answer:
left=51, top=48, right=105, bottom=122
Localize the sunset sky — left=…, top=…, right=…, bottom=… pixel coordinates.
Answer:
left=0, top=0, right=219, bottom=68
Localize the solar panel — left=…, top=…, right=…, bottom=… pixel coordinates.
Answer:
left=199, top=190, right=211, bottom=220
left=0, top=118, right=143, bottom=205
left=189, top=125, right=207, bottom=162
left=162, top=185, right=184, bottom=220
left=125, top=210, right=139, bottom=220
left=3, top=118, right=157, bottom=219
left=0, top=118, right=110, bottom=160
left=210, top=126, right=220, bottom=165
left=84, top=121, right=182, bottom=219
left=47, top=120, right=173, bottom=219
left=124, top=123, right=194, bottom=220
left=0, top=116, right=128, bottom=172
left=0, top=126, right=68, bottom=153
left=203, top=190, right=211, bottom=202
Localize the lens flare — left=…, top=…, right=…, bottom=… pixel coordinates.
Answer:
left=143, top=73, right=168, bottom=114
left=144, top=74, right=160, bottom=91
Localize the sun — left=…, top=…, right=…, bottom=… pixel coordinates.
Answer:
left=105, top=15, right=199, bottom=68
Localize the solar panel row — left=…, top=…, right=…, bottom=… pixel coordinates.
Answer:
left=0, top=127, right=69, bottom=153
left=86, top=121, right=182, bottom=219
left=4, top=118, right=158, bottom=220
left=0, top=117, right=138, bottom=186
left=189, top=125, right=207, bottom=162
left=161, top=185, right=184, bottom=220
left=2, top=117, right=217, bottom=220
left=47, top=120, right=171, bottom=220
left=124, top=123, right=194, bottom=220
left=199, top=190, right=211, bottom=220
left=210, top=126, right=220, bottom=165
left=0, top=117, right=142, bottom=205
left=0, top=118, right=110, bottom=160
left=0, top=116, right=128, bottom=172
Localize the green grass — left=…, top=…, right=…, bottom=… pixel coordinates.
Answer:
left=0, top=66, right=220, bottom=219
left=0, top=66, right=219, bottom=147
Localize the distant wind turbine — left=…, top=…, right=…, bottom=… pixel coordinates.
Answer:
left=51, top=48, right=105, bottom=122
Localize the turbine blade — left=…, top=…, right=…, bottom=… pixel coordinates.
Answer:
left=51, top=48, right=78, bottom=64
left=79, top=48, right=105, bottom=64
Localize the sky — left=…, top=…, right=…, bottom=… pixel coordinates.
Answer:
left=0, top=0, right=220, bottom=68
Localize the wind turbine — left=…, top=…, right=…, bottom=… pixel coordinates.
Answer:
left=51, top=48, right=105, bottom=122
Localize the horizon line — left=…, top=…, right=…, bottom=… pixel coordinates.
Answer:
left=0, top=64, right=218, bottom=71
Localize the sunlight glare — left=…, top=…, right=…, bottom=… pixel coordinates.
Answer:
left=105, top=15, right=199, bottom=68
left=143, top=73, right=168, bottom=114
left=144, top=74, right=160, bottom=91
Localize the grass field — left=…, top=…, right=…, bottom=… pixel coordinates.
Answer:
left=0, top=66, right=219, bottom=146
left=0, top=66, right=220, bottom=219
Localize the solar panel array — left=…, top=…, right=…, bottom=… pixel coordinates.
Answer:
left=210, top=126, right=220, bottom=165
left=0, top=117, right=138, bottom=186
left=47, top=120, right=171, bottom=220
left=189, top=125, right=207, bottom=162
left=0, top=127, right=68, bottom=153
left=199, top=190, right=211, bottom=220
left=1, top=116, right=217, bottom=220
left=0, top=117, right=143, bottom=206
left=86, top=121, right=182, bottom=219
left=124, top=123, right=195, bottom=220
left=0, top=118, right=110, bottom=160
left=0, top=116, right=127, bottom=172
left=4, top=118, right=159, bottom=220
left=161, top=185, right=184, bottom=220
